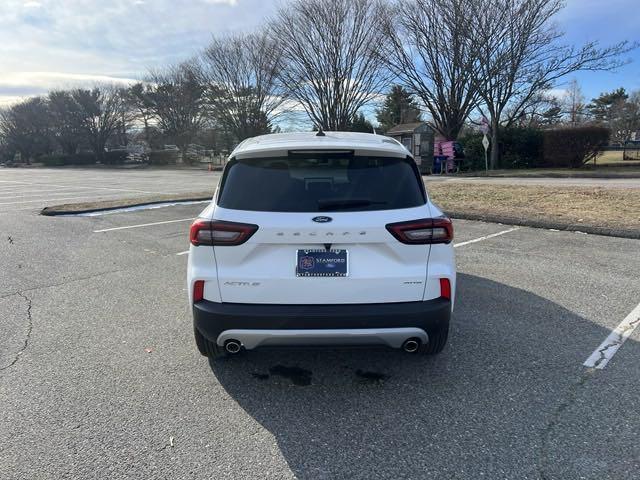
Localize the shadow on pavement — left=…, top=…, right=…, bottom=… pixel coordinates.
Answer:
left=208, top=273, right=637, bottom=479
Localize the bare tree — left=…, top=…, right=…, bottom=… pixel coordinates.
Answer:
left=564, top=79, right=586, bottom=126
left=71, top=86, right=131, bottom=162
left=382, top=0, right=479, bottom=140
left=146, top=62, right=208, bottom=162
left=506, top=90, right=563, bottom=128
left=48, top=90, right=84, bottom=155
left=200, top=32, right=284, bottom=142
left=0, top=97, right=52, bottom=163
left=472, top=0, right=634, bottom=168
left=270, top=0, right=390, bottom=130
left=126, top=83, right=157, bottom=147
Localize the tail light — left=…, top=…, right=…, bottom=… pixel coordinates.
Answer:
left=386, top=217, right=453, bottom=244
left=190, top=219, right=258, bottom=246
left=439, top=278, right=451, bottom=300
left=193, top=280, right=205, bottom=303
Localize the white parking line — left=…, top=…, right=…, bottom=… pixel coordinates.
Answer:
left=176, top=250, right=189, bottom=256
left=583, top=303, right=640, bottom=370
left=93, top=218, right=195, bottom=233
left=453, top=227, right=520, bottom=248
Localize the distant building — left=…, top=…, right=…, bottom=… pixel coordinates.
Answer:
left=386, top=122, right=434, bottom=173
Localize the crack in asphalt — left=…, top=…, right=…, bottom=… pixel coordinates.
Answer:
left=0, top=249, right=186, bottom=300
left=0, top=266, right=132, bottom=300
left=0, top=292, right=33, bottom=372
left=537, top=370, right=594, bottom=480
left=591, top=316, right=640, bottom=369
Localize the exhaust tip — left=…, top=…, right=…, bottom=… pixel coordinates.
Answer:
left=402, top=338, right=420, bottom=353
left=224, top=340, right=242, bottom=354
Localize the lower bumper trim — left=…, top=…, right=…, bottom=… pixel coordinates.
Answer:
left=217, top=327, right=428, bottom=350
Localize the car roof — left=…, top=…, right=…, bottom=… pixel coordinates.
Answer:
left=231, top=131, right=410, bottom=159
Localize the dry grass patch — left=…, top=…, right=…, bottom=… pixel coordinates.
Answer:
left=427, top=183, right=640, bottom=235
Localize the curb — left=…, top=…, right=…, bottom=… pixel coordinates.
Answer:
left=454, top=172, right=640, bottom=179
left=40, top=198, right=640, bottom=241
left=40, top=197, right=212, bottom=216
left=446, top=210, right=640, bottom=240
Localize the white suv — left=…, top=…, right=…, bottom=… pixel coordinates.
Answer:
left=188, top=131, right=456, bottom=358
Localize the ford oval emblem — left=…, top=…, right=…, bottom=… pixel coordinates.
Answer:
left=312, top=216, right=333, bottom=223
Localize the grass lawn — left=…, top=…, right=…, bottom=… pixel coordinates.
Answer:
left=428, top=183, right=640, bottom=236
left=589, top=150, right=640, bottom=165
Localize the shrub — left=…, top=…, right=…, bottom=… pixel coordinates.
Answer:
left=70, top=152, right=97, bottom=165
left=459, top=134, right=486, bottom=171
left=542, top=126, right=610, bottom=168
left=39, top=153, right=96, bottom=166
left=459, top=127, right=543, bottom=171
left=499, top=127, right=543, bottom=169
left=40, top=154, right=66, bottom=166
left=148, top=150, right=179, bottom=165
left=101, top=150, right=128, bottom=165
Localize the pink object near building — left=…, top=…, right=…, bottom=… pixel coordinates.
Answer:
left=434, top=140, right=455, bottom=158
left=434, top=140, right=456, bottom=173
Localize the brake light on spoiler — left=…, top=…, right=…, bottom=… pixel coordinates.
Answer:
left=190, top=219, right=258, bottom=246
left=386, top=217, right=453, bottom=245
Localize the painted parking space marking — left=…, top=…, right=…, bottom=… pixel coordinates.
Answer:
left=453, top=227, right=520, bottom=248
left=583, top=302, right=640, bottom=370
left=93, top=218, right=196, bottom=233
left=176, top=250, right=189, bottom=256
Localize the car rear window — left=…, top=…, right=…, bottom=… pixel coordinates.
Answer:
left=217, top=154, right=426, bottom=212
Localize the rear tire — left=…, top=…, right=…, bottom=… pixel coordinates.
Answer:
left=420, top=322, right=449, bottom=355
left=194, top=327, right=226, bottom=359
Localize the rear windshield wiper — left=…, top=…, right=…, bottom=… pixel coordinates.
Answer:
left=317, top=199, right=388, bottom=211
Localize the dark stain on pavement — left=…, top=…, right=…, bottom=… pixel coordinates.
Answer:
left=269, top=365, right=312, bottom=386
left=355, top=369, right=388, bottom=383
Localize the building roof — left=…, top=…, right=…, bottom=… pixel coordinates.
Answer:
left=231, top=131, right=408, bottom=159
left=386, top=122, right=426, bottom=135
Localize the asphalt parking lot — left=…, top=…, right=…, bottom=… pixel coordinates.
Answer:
left=1, top=169, right=639, bottom=479
left=0, top=168, right=221, bottom=214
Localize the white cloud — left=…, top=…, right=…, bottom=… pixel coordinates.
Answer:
left=0, top=72, right=138, bottom=106
left=0, top=0, right=277, bottom=105
left=546, top=88, right=569, bottom=100
left=0, top=71, right=137, bottom=88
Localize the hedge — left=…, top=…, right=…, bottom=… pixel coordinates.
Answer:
left=542, top=126, right=610, bottom=168
left=460, top=127, right=543, bottom=170
left=148, top=150, right=179, bottom=165
left=101, top=150, right=128, bottom=165
left=40, top=153, right=96, bottom=166
left=460, top=126, right=609, bottom=170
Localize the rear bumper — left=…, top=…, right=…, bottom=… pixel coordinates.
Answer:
left=193, top=298, right=451, bottom=349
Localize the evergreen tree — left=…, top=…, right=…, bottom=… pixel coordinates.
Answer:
left=347, top=112, right=375, bottom=133
left=587, top=88, right=628, bottom=122
left=375, top=86, right=422, bottom=133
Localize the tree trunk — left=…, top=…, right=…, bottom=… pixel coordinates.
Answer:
left=490, top=118, right=500, bottom=170
left=143, top=118, right=151, bottom=147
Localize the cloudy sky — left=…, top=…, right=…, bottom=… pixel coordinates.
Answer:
left=0, top=0, right=638, bottom=108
